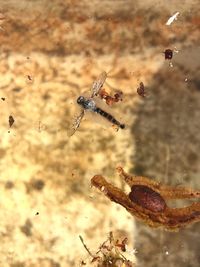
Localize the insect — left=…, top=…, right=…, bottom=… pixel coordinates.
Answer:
left=69, top=72, right=125, bottom=136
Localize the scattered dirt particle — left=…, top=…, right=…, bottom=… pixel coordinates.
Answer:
left=164, top=49, right=173, bottom=60
left=9, top=115, right=15, bottom=128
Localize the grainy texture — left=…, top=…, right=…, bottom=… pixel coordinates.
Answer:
left=0, top=0, right=199, bottom=266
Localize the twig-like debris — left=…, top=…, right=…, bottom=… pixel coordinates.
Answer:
left=166, top=12, right=180, bottom=26
left=79, top=235, right=94, bottom=258
left=91, top=167, right=200, bottom=231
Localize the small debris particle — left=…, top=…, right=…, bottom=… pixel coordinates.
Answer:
left=137, top=82, right=146, bottom=97
left=1, top=97, right=5, bottom=101
left=35, top=212, right=39, bottom=216
left=165, top=251, right=169, bottom=255
left=26, top=75, right=34, bottom=84
left=9, top=115, right=15, bottom=127
left=166, top=12, right=180, bottom=25
left=164, top=49, right=173, bottom=60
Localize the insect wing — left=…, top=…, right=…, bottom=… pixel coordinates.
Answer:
left=68, top=109, right=85, bottom=136
left=91, top=71, right=107, bottom=98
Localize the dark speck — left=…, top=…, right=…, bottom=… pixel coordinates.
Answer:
left=9, top=115, right=15, bottom=127
left=164, top=49, right=173, bottom=60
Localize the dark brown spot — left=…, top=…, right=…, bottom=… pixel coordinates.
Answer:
left=137, top=82, right=146, bottom=97
left=1, top=97, right=5, bottom=101
left=20, top=219, right=32, bottom=237
left=31, top=179, right=45, bottom=191
left=9, top=115, right=15, bottom=127
left=43, top=93, right=51, bottom=100
left=129, top=185, right=166, bottom=212
left=164, top=49, right=173, bottom=60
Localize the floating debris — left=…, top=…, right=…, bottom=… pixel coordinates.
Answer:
left=99, top=88, right=123, bottom=106
left=9, top=115, right=15, bottom=128
left=1, top=97, right=5, bottom=101
left=164, top=49, right=173, bottom=60
left=26, top=75, right=34, bottom=84
left=166, top=12, right=180, bottom=26
left=79, top=232, right=135, bottom=266
left=137, top=82, right=146, bottom=97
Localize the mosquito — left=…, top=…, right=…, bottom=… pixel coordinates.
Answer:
left=68, top=72, right=125, bottom=136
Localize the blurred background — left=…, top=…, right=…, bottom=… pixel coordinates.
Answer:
left=0, top=0, right=199, bottom=266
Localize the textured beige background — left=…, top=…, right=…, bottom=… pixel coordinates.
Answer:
left=0, top=0, right=199, bottom=266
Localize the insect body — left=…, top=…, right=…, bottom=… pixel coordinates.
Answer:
left=77, top=96, right=125, bottom=129
left=69, top=72, right=125, bottom=136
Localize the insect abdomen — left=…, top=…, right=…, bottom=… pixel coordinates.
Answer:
left=95, top=107, right=125, bottom=129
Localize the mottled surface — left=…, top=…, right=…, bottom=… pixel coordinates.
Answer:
left=0, top=0, right=199, bottom=266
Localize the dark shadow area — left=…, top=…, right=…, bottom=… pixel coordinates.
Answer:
left=131, top=46, right=200, bottom=267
